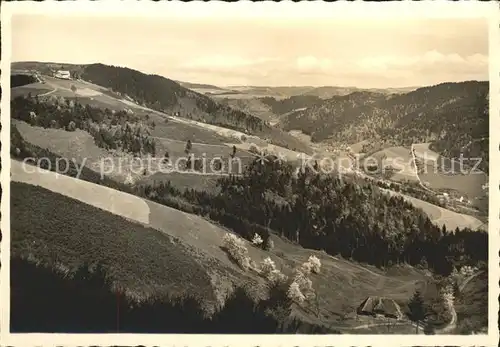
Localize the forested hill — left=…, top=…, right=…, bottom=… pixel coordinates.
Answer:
left=282, top=81, right=488, bottom=162
left=259, top=95, right=323, bottom=115
left=282, top=81, right=489, bottom=170
left=81, top=64, right=265, bottom=131
left=12, top=62, right=311, bottom=152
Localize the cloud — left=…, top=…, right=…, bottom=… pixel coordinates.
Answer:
left=295, top=56, right=335, bottom=73
left=356, top=50, right=488, bottom=74
left=180, top=55, right=278, bottom=71
left=172, top=51, right=487, bottom=87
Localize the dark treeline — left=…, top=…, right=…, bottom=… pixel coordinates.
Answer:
left=136, top=156, right=487, bottom=276
left=81, top=63, right=266, bottom=134
left=11, top=74, right=37, bottom=88
left=11, top=95, right=156, bottom=156
left=11, top=257, right=335, bottom=334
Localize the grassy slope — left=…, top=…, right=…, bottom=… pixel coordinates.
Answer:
left=11, top=182, right=218, bottom=303
left=11, top=83, right=53, bottom=98
left=454, top=271, right=488, bottom=333
left=14, top=119, right=249, bottom=191
left=11, top=166, right=434, bottom=330
left=382, top=188, right=485, bottom=231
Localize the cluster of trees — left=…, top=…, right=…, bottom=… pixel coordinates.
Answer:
left=11, top=256, right=334, bottom=333
left=11, top=74, right=37, bottom=88
left=137, top=155, right=487, bottom=275
left=11, top=95, right=156, bottom=156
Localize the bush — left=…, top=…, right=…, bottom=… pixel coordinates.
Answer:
left=260, top=257, right=275, bottom=276
left=252, top=233, right=263, bottom=246
left=260, top=257, right=288, bottom=285
left=460, top=265, right=477, bottom=277
left=299, top=261, right=312, bottom=276
left=293, top=270, right=315, bottom=300
left=222, top=233, right=251, bottom=270
left=268, top=270, right=288, bottom=286
left=287, top=282, right=305, bottom=303
left=307, top=255, right=321, bottom=274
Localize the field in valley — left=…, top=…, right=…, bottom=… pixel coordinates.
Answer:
left=363, top=146, right=419, bottom=183
left=382, top=188, right=485, bottom=231
left=11, top=162, right=434, bottom=332
left=413, top=143, right=488, bottom=211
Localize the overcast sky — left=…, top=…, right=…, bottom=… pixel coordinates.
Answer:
left=12, top=15, right=488, bottom=88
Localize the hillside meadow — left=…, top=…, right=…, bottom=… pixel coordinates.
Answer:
left=11, top=166, right=437, bottom=332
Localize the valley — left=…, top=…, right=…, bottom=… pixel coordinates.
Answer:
left=10, top=62, right=489, bottom=335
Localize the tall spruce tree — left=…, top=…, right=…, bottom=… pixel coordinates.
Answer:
left=408, top=290, right=427, bottom=334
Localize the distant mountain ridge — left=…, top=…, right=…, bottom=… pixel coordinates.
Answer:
left=176, top=80, right=224, bottom=90
left=281, top=81, right=489, bottom=170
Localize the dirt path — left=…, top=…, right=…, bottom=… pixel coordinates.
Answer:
left=349, top=321, right=418, bottom=330
left=410, top=144, right=436, bottom=194
left=435, top=272, right=482, bottom=334
left=38, top=87, right=57, bottom=97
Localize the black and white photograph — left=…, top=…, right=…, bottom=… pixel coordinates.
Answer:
left=1, top=1, right=498, bottom=345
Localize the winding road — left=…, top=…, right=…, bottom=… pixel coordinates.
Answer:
left=435, top=271, right=483, bottom=334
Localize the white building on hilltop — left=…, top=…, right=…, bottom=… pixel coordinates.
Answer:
left=54, top=70, right=71, bottom=80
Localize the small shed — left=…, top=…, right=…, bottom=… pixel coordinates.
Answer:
left=357, top=296, right=403, bottom=319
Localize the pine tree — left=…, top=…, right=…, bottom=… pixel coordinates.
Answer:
left=408, top=290, right=427, bottom=334
left=185, top=140, right=192, bottom=155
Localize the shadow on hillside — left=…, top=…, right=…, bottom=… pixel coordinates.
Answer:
left=11, top=257, right=338, bottom=334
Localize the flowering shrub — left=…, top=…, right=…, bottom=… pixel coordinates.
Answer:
left=287, top=282, right=305, bottom=303
left=293, top=269, right=315, bottom=300
left=460, top=265, right=477, bottom=277
left=286, top=262, right=317, bottom=304
left=222, top=233, right=251, bottom=270
left=252, top=233, right=263, bottom=246
left=308, top=255, right=321, bottom=274
left=268, top=269, right=288, bottom=285
left=260, top=257, right=288, bottom=285
left=299, top=261, right=312, bottom=275
left=260, top=257, right=276, bottom=275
